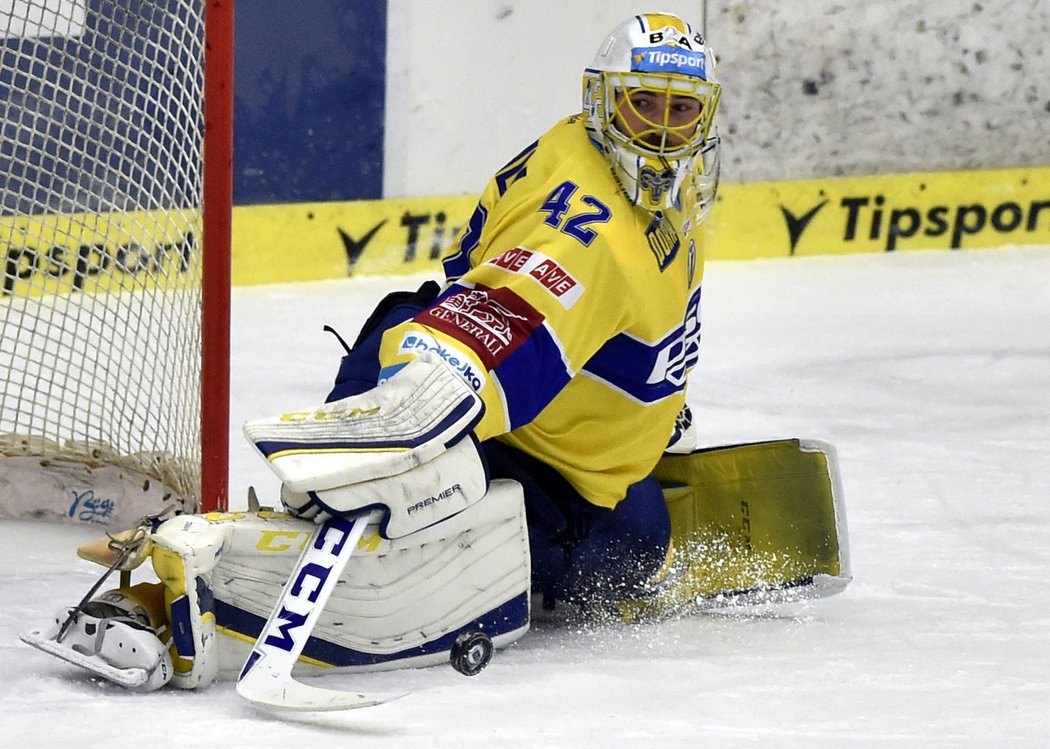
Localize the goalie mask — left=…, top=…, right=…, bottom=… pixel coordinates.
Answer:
left=583, top=13, right=722, bottom=221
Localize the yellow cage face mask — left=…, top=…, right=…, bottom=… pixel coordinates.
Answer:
left=601, top=73, right=721, bottom=162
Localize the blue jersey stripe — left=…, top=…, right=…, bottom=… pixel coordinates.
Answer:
left=492, top=322, right=573, bottom=430
left=581, top=333, right=682, bottom=404
left=581, top=286, right=702, bottom=405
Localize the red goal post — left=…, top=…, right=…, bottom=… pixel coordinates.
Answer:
left=202, top=1, right=234, bottom=514
left=0, top=0, right=233, bottom=524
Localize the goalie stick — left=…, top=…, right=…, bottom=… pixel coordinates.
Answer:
left=235, top=510, right=405, bottom=712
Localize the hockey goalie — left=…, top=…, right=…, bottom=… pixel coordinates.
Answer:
left=21, top=13, right=849, bottom=705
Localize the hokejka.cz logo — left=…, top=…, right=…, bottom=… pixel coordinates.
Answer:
left=397, top=332, right=487, bottom=391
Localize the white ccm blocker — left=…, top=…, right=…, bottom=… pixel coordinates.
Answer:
left=22, top=355, right=533, bottom=711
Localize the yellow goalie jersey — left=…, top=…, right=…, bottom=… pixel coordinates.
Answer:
left=379, top=115, right=705, bottom=507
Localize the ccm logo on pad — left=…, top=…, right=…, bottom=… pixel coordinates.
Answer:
left=489, top=247, right=584, bottom=308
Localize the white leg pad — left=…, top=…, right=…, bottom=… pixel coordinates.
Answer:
left=209, top=479, right=531, bottom=677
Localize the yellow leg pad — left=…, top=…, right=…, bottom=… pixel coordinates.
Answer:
left=151, top=546, right=217, bottom=676
left=151, top=546, right=187, bottom=598
left=151, top=546, right=194, bottom=674
left=622, top=439, right=850, bottom=621
left=140, top=514, right=224, bottom=688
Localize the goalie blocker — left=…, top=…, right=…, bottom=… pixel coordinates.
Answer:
left=242, top=352, right=489, bottom=538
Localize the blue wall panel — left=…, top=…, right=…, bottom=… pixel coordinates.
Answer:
left=1, top=0, right=204, bottom=217
left=233, top=0, right=386, bottom=204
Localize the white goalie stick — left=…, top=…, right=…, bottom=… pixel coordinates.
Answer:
left=235, top=509, right=406, bottom=712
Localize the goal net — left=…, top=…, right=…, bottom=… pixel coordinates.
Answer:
left=0, top=1, right=231, bottom=526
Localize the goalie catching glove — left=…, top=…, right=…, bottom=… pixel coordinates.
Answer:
left=243, top=354, right=488, bottom=537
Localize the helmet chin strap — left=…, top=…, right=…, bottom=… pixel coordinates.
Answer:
left=669, top=159, right=690, bottom=210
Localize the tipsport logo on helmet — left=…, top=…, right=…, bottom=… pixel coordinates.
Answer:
left=631, top=47, right=707, bottom=77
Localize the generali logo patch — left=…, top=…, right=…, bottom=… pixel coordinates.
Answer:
left=419, top=284, right=544, bottom=370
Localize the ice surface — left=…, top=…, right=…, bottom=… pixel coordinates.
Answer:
left=3, top=247, right=1048, bottom=746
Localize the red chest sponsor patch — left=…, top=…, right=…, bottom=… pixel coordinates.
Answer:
left=418, top=285, right=544, bottom=370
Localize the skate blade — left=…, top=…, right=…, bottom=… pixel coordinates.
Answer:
left=19, top=628, right=149, bottom=688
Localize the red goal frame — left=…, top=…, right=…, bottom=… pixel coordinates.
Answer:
left=201, top=0, right=235, bottom=513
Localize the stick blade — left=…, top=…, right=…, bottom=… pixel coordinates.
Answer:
left=237, top=675, right=405, bottom=712
left=233, top=511, right=400, bottom=713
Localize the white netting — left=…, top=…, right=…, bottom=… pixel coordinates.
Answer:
left=1, top=1, right=206, bottom=506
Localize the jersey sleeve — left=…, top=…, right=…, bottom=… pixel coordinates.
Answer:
left=378, top=234, right=631, bottom=441
left=378, top=115, right=669, bottom=443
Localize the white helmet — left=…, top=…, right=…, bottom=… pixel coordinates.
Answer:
left=583, top=12, right=722, bottom=222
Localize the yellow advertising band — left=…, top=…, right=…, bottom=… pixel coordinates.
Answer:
left=0, top=209, right=199, bottom=297
left=709, top=166, right=1050, bottom=259
left=3, top=167, right=1047, bottom=297
left=233, top=166, right=1050, bottom=285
